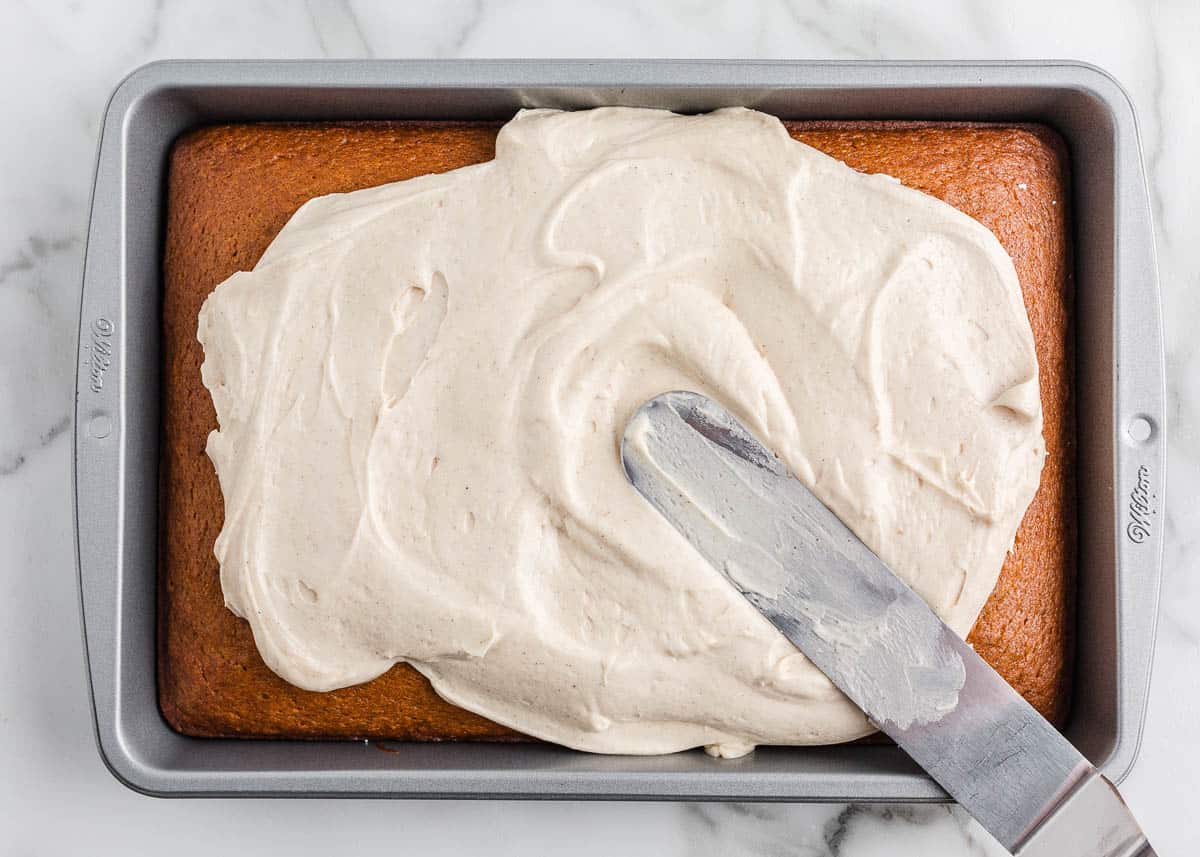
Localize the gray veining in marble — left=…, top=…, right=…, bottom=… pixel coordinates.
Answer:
left=1, top=1, right=1195, bottom=855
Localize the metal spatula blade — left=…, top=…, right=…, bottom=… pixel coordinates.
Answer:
left=621, top=391, right=1155, bottom=857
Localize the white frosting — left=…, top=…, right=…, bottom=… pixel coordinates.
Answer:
left=622, top=393, right=969, bottom=733
left=198, top=107, right=1045, bottom=755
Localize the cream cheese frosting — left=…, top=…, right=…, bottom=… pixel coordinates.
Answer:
left=198, top=107, right=1045, bottom=756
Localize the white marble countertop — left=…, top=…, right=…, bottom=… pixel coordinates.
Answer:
left=2, top=1, right=1196, bottom=854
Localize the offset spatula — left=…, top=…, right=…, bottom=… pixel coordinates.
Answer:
left=621, top=391, right=1156, bottom=857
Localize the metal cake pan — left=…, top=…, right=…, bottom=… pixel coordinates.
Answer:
left=74, top=59, right=1165, bottom=799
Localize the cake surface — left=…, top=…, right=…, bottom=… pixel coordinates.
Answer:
left=160, top=118, right=1074, bottom=741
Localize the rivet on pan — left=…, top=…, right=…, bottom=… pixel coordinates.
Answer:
left=88, top=414, right=113, bottom=439
left=1127, top=415, right=1154, bottom=444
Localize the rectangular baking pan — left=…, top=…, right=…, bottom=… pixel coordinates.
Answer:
left=75, top=59, right=1165, bottom=799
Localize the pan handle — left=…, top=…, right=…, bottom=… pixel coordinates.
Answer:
left=1108, top=71, right=1166, bottom=786
left=74, top=92, right=131, bottom=780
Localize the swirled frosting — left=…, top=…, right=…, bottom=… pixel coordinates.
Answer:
left=198, top=107, right=1045, bottom=756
